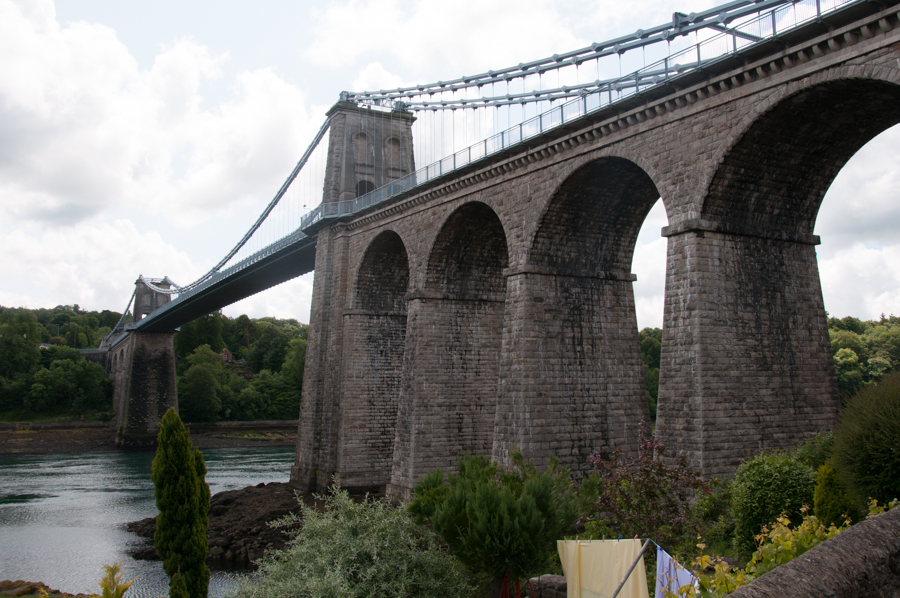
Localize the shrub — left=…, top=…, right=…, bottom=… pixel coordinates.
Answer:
left=90, top=563, right=134, bottom=598
left=791, top=432, right=834, bottom=470
left=692, top=508, right=849, bottom=597
left=152, top=408, right=210, bottom=598
left=813, top=463, right=862, bottom=526
left=412, top=451, right=590, bottom=598
left=731, top=452, right=815, bottom=556
left=235, top=488, right=472, bottom=598
left=585, top=423, right=708, bottom=555
left=832, top=371, right=900, bottom=503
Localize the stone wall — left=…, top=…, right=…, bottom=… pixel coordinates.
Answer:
left=114, top=332, right=177, bottom=448
left=292, top=7, right=900, bottom=495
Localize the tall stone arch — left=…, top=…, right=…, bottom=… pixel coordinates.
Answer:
left=495, top=157, right=657, bottom=476
left=336, top=230, right=410, bottom=491
left=389, top=201, right=509, bottom=498
left=659, top=76, right=900, bottom=476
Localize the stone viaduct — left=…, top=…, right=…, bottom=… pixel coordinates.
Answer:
left=290, top=3, right=900, bottom=498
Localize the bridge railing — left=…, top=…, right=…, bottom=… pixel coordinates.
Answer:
left=301, top=0, right=860, bottom=233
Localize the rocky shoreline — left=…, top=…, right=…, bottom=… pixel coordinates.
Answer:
left=126, top=481, right=326, bottom=570
left=0, top=421, right=298, bottom=454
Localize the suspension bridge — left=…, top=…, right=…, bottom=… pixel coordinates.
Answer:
left=104, top=0, right=900, bottom=496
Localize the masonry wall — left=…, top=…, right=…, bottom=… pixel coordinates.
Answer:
left=292, top=8, right=900, bottom=494
left=494, top=270, right=648, bottom=477
left=657, top=231, right=839, bottom=476
left=115, top=332, right=177, bottom=448
left=389, top=296, right=504, bottom=497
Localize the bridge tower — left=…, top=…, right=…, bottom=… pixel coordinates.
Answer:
left=292, top=102, right=416, bottom=492
left=109, top=277, right=178, bottom=448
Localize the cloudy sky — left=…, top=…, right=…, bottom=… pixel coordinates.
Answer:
left=1, top=0, right=897, bottom=329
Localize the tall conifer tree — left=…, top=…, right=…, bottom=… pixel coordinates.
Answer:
left=152, top=408, right=210, bottom=598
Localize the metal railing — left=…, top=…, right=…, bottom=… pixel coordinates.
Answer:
left=302, top=0, right=860, bottom=231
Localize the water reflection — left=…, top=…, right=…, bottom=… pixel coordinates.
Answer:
left=0, top=447, right=295, bottom=598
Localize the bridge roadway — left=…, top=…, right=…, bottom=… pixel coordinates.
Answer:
left=132, top=0, right=889, bottom=335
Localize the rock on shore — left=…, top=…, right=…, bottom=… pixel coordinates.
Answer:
left=0, top=580, right=91, bottom=598
left=126, top=481, right=324, bottom=569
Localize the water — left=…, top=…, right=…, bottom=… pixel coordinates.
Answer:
left=0, top=446, right=296, bottom=598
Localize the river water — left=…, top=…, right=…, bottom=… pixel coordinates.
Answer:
left=0, top=446, right=296, bottom=598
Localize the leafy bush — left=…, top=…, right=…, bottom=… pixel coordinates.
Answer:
left=89, top=563, right=134, bottom=598
left=691, top=508, right=849, bottom=597
left=790, top=432, right=834, bottom=470
left=832, top=371, right=900, bottom=503
left=235, top=488, right=472, bottom=598
left=411, top=451, right=590, bottom=598
left=731, top=452, right=815, bottom=556
left=585, top=423, right=708, bottom=555
left=813, top=463, right=862, bottom=526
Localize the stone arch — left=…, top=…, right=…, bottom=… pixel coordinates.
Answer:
left=337, top=230, right=411, bottom=492
left=425, top=201, right=509, bottom=297
left=658, top=73, right=900, bottom=476
left=702, top=69, right=900, bottom=232
left=530, top=156, right=662, bottom=274
left=390, top=201, right=509, bottom=497
left=494, top=157, right=656, bottom=476
left=356, top=180, right=375, bottom=197
left=354, top=230, right=410, bottom=312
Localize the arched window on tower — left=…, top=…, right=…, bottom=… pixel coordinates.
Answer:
left=356, top=180, right=375, bottom=197
left=384, top=137, right=402, bottom=173
left=353, top=133, right=371, bottom=165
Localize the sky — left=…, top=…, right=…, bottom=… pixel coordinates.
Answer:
left=0, top=0, right=897, bottom=329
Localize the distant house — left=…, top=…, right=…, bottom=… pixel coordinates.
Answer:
left=221, top=348, right=233, bottom=363
left=38, top=343, right=54, bottom=350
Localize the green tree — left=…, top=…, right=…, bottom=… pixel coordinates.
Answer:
left=175, top=313, right=226, bottom=361
left=412, top=451, right=587, bottom=598
left=152, top=408, right=210, bottom=598
left=833, top=348, right=864, bottom=401
left=178, top=346, right=224, bottom=422
left=246, top=325, right=291, bottom=374
left=831, top=371, right=900, bottom=504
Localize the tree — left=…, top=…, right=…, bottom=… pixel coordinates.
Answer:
left=411, top=451, right=589, bottom=598
left=832, top=371, right=900, bottom=504
left=152, top=408, right=210, bottom=598
left=174, top=313, right=226, bottom=361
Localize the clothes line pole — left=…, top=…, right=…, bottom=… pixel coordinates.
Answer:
left=610, top=539, right=652, bottom=598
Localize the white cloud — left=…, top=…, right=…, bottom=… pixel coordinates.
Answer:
left=304, top=0, right=585, bottom=78
left=0, top=219, right=200, bottom=312
left=819, top=243, right=900, bottom=320
left=0, top=0, right=319, bottom=231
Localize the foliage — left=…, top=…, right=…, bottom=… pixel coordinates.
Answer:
left=831, top=371, right=900, bottom=503
left=639, top=328, right=662, bottom=418
left=813, top=463, right=862, bottom=526
left=413, top=451, right=589, bottom=597
left=827, top=313, right=900, bottom=403
left=152, top=408, right=210, bottom=598
left=175, top=313, right=225, bottom=362
left=585, top=423, right=708, bottom=555
left=89, top=563, right=134, bottom=598
left=691, top=508, right=849, bottom=597
left=790, top=431, right=835, bottom=470
left=235, top=487, right=472, bottom=598
left=731, top=452, right=815, bottom=556
left=865, top=497, right=899, bottom=519
left=169, top=570, right=189, bottom=598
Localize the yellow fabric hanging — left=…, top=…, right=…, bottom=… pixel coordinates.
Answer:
left=557, top=539, right=650, bottom=598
